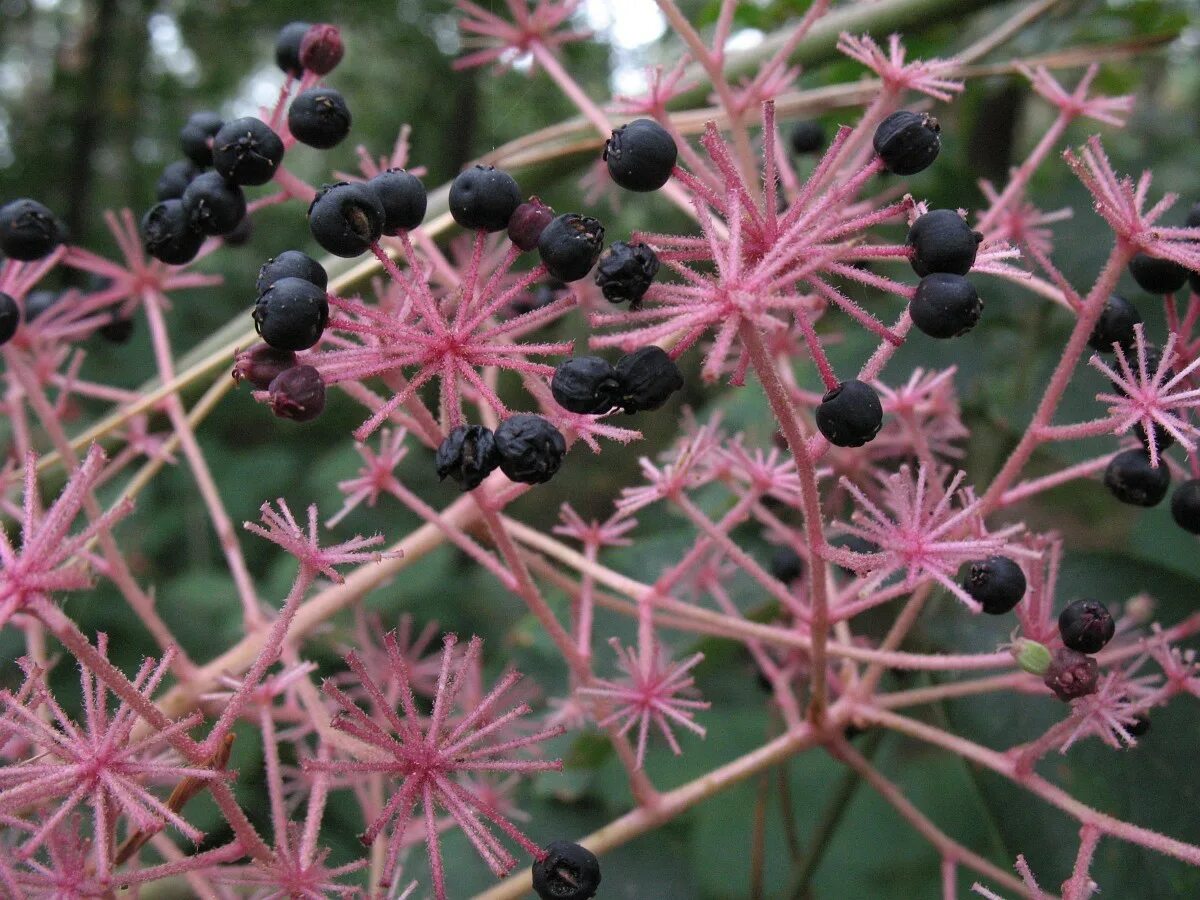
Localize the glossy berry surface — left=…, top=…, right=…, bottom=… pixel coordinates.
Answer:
left=179, top=111, right=223, bottom=167
left=595, top=240, right=659, bottom=306
left=449, top=165, right=522, bottom=232
left=307, top=181, right=386, bottom=257
left=1103, top=448, right=1170, bottom=507
left=1043, top=647, right=1099, bottom=702
left=233, top=343, right=297, bottom=390
left=0, top=198, right=62, bottom=260
left=1170, top=479, right=1200, bottom=533
left=963, top=555, right=1026, bottom=615
left=369, top=169, right=427, bottom=234
left=0, top=292, right=18, bottom=346
left=494, top=414, right=567, bottom=484
left=613, top=345, right=684, bottom=413
left=1128, top=252, right=1188, bottom=295
left=275, top=21, right=312, bottom=75
left=181, top=171, right=246, bottom=236
left=872, top=111, right=941, bottom=176
left=906, top=209, right=981, bottom=276
left=266, top=364, right=325, bottom=422
left=212, top=117, right=285, bottom=186
left=287, top=87, right=352, bottom=149
left=909, top=273, right=982, bottom=338
left=435, top=424, right=500, bottom=491
left=815, top=379, right=884, bottom=447
left=770, top=546, right=804, bottom=585
left=531, top=841, right=601, bottom=900
left=1058, top=598, right=1115, bottom=654
left=604, top=118, right=678, bottom=192
left=253, top=276, right=329, bottom=351
left=256, top=250, right=328, bottom=295
left=156, top=159, right=201, bottom=201
left=551, top=356, right=621, bottom=414
left=538, top=213, right=605, bottom=282
left=1087, top=294, right=1141, bottom=352
left=507, top=197, right=555, bottom=251
left=140, top=199, right=204, bottom=265
left=789, top=119, right=825, bottom=155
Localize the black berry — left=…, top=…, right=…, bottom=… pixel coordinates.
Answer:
left=1127, top=714, right=1150, bottom=737
left=179, top=111, right=224, bottom=167
left=613, top=345, right=684, bottom=413
left=815, top=379, right=883, bottom=447
left=0, top=199, right=62, bottom=260
left=595, top=241, right=658, bottom=307
left=212, top=117, right=285, bottom=186
left=494, top=414, right=567, bottom=484
left=605, top=118, right=677, bottom=192
left=1170, top=478, right=1200, bottom=533
left=963, top=555, right=1026, bottom=615
left=551, top=356, right=621, bottom=414
left=1043, top=647, right=1099, bottom=702
left=909, top=273, right=982, bottom=338
left=1128, top=252, right=1188, bottom=295
left=275, top=21, right=312, bottom=76
left=156, top=159, right=202, bottom=201
left=223, top=215, right=253, bottom=246
left=532, top=841, right=601, bottom=900
left=288, top=88, right=352, bottom=149
left=266, top=364, right=325, bottom=422
left=141, top=200, right=204, bottom=265
left=1087, top=295, right=1141, bottom=352
left=449, top=165, right=521, bottom=232
left=234, top=343, right=297, bottom=389
left=789, top=120, right=825, bottom=155
left=308, top=182, right=386, bottom=257
left=369, top=169, right=427, bottom=234
left=1058, top=598, right=1115, bottom=654
left=872, top=111, right=941, bottom=176
left=769, top=545, right=804, bottom=584
left=1134, top=420, right=1174, bottom=455
left=181, top=171, right=247, bottom=237
left=0, top=292, right=19, bottom=346
left=257, top=250, right=328, bottom=295
left=1103, top=448, right=1170, bottom=507
left=906, top=209, right=981, bottom=277
left=435, top=425, right=500, bottom=491
left=507, top=197, right=555, bottom=251
left=97, top=313, right=134, bottom=344
left=538, top=213, right=605, bottom=282
left=253, top=276, right=329, bottom=351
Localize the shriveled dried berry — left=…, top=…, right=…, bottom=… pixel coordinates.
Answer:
left=266, top=364, right=325, bottom=422
left=1043, top=647, right=1099, bottom=702
left=1128, top=252, right=1188, bottom=295
left=179, top=111, right=224, bottom=167
left=1058, top=599, right=1115, bottom=654
left=815, top=379, right=883, bottom=447
left=595, top=241, right=658, bottom=306
left=532, top=841, right=601, bottom=900
left=212, top=117, right=285, bottom=186
left=1087, top=295, right=1141, bottom=352
left=369, top=168, right=427, bottom=234
left=308, top=181, right=385, bottom=257
left=538, top=213, right=605, bottom=282
left=963, top=555, right=1026, bottom=615
left=253, top=276, right=329, bottom=351
left=449, top=165, right=522, bottom=232
left=288, top=87, right=352, bottom=149
left=0, top=198, right=62, bottom=260
left=613, top=345, right=683, bottom=413
left=141, top=199, right=204, bottom=265
left=257, top=250, right=328, bottom=295
left=906, top=209, right=981, bottom=276
left=508, top=197, right=555, bottom=251
left=233, top=343, right=297, bottom=389
left=604, top=118, right=677, bottom=192
left=872, top=111, right=940, bottom=176
left=435, top=424, right=500, bottom=490
left=551, top=356, right=621, bottom=414
left=494, top=414, right=567, bottom=484
left=1104, top=448, right=1170, bottom=507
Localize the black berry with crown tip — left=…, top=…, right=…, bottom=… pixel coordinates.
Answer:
left=0, top=199, right=62, bottom=261
left=963, top=555, right=1026, bottom=615
left=1171, top=478, right=1200, bottom=533
left=604, top=118, right=677, bottom=192
left=369, top=169, right=427, bottom=234
left=449, top=165, right=522, bottom=232
left=538, top=214, right=605, bottom=282
left=595, top=241, right=658, bottom=307
left=1058, top=598, right=1115, bottom=654
left=156, top=160, right=202, bottom=201
left=266, top=365, right=325, bottom=422
left=906, top=209, right=982, bottom=276
left=1087, top=295, right=1141, bottom=352
left=234, top=344, right=297, bottom=390
left=141, top=200, right=204, bottom=265
left=0, top=292, right=18, bottom=346
left=614, top=346, right=683, bottom=413
left=275, top=21, right=312, bottom=75
left=288, top=87, right=352, bottom=149
left=552, top=356, right=621, bottom=415
left=1104, top=448, right=1170, bottom=507
left=909, top=273, right=982, bottom=338
left=789, top=120, right=825, bottom=155
left=770, top=546, right=804, bottom=585
left=494, top=414, right=567, bottom=484
left=253, top=277, right=329, bottom=352
left=212, top=117, right=285, bottom=186
left=257, top=250, right=328, bottom=295
left=532, top=841, right=601, bottom=900
left=179, top=111, right=224, bottom=167
left=1044, top=647, right=1099, bottom=701
left=816, top=379, right=883, bottom=447
left=435, top=425, right=500, bottom=491
left=181, top=171, right=246, bottom=236
left=1128, top=252, right=1188, bottom=295
left=308, top=182, right=385, bottom=257
left=872, top=111, right=940, bottom=176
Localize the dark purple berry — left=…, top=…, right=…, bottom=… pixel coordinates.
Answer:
left=1170, top=478, right=1200, bottom=533
left=288, top=87, right=352, bottom=149
left=179, top=111, right=223, bottom=167
left=449, top=165, right=521, bottom=232
left=1043, top=647, right=1099, bottom=702
left=97, top=313, right=134, bottom=344
left=435, top=424, right=500, bottom=490
left=507, top=197, right=555, bottom=251
left=233, top=343, right=297, bottom=389
left=212, top=117, right=285, bottom=186
left=1127, top=714, right=1150, bottom=737
left=769, top=545, right=804, bottom=584
left=872, top=111, right=941, bottom=176
left=181, top=171, right=247, bottom=236
left=0, top=292, right=19, bottom=345
left=299, top=23, right=344, bottom=75
left=538, top=213, right=605, bottom=282
left=1087, top=295, right=1141, bottom=352
left=141, top=200, right=204, bottom=265
left=906, top=209, right=982, bottom=276
left=266, top=364, right=325, bottom=422
left=369, top=169, right=427, bottom=234
left=613, top=345, right=683, bottom=413
left=963, top=555, right=1026, bottom=615
left=257, top=250, right=328, bottom=295
left=1128, top=252, right=1188, bottom=295
left=551, top=356, right=621, bottom=414
left=275, top=21, right=312, bottom=76
left=595, top=241, right=658, bottom=307
left=253, top=276, right=329, bottom=351
left=1058, top=598, right=1115, bottom=654
left=1104, top=448, right=1170, bottom=507
left=815, top=379, right=883, bottom=448
left=789, top=120, right=825, bottom=155
left=223, top=214, right=253, bottom=246
left=0, top=199, right=62, bottom=261
left=494, top=414, right=567, bottom=484
left=910, top=273, right=982, bottom=338
left=532, top=841, right=601, bottom=900
left=156, top=159, right=202, bottom=201
left=308, top=181, right=386, bottom=257
left=1134, top=420, right=1174, bottom=455
left=604, top=118, right=677, bottom=192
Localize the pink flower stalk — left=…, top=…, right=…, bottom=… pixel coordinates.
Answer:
left=872, top=367, right=969, bottom=462
left=326, top=428, right=410, bottom=528
left=553, top=503, right=637, bottom=550
left=218, top=826, right=366, bottom=900
left=453, top=0, right=590, bottom=72
left=836, top=32, right=962, bottom=100
left=245, top=499, right=392, bottom=583
left=1022, top=64, right=1134, bottom=128
left=1052, top=661, right=1161, bottom=754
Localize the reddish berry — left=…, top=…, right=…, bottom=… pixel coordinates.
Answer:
left=1043, top=647, right=1099, bottom=702
left=299, top=24, right=344, bottom=75
left=266, top=365, right=325, bottom=422
left=507, top=197, right=555, bottom=251
left=233, top=343, right=297, bottom=389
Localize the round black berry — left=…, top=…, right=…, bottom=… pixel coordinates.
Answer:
left=538, top=213, right=605, bottom=282
left=816, top=379, right=884, bottom=448
left=1127, top=714, right=1150, bottom=737
left=0, top=292, right=19, bottom=346
left=1128, top=252, right=1188, bottom=295
left=789, top=120, right=825, bottom=155
left=435, top=424, right=501, bottom=491
left=449, top=165, right=522, bottom=232
left=1170, top=478, right=1200, bottom=534
left=212, top=117, right=285, bottom=187
left=604, top=118, right=677, bottom=192
left=233, top=343, right=297, bottom=390
left=288, top=87, right=352, bottom=149
left=508, top=197, right=555, bottom=251
left=141, top=200, right=204, bottom=265
left=181, top=171, right=247, bottom=237
left=1058, top=598, right=1115, bottom=654
left=1134, top=420, right=1174, bottom=455
left=906, top=209, right=982, bottom=276
left=1043, top=647, right=1099, bottom=702
left=613, top=345, right=684, bottom=413
left=494, top=414, right=567, bottom=484
left=275, top=21, right=312, bottom=76
left=253, top=276, right=329, bottom=352
left=1103, top=448, right=1170, bottom=507
left=595, top=241, right=659, bottom=306
left=532, top=841, right=601, bottom=900
left=308, top=182, right=386, bottom=257
left=909, top=273, right=982, bottom=339
left=369, top=169, right=427, bottom=234
left=0, top=199, right=62, bottom=261
left=97, top=313, right=134, bottom=344
left=179, top=111, right=224, bottom=167
left=769, top=545, right=804, bottom=585
left=963, top=555, right=1026, bottom=615
left=257, top=250, right=328, bottom=295
left=223, top=215, right=253, bottom=247
left=551, top=356, right=621, bottom=415
left=266, top=364, right=325, bottom=422
left=156, top=159, right=202, bottom=201
left=872, top=111, right=941, bottom=176
left=1087, top=295, right=1141, bottom=352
